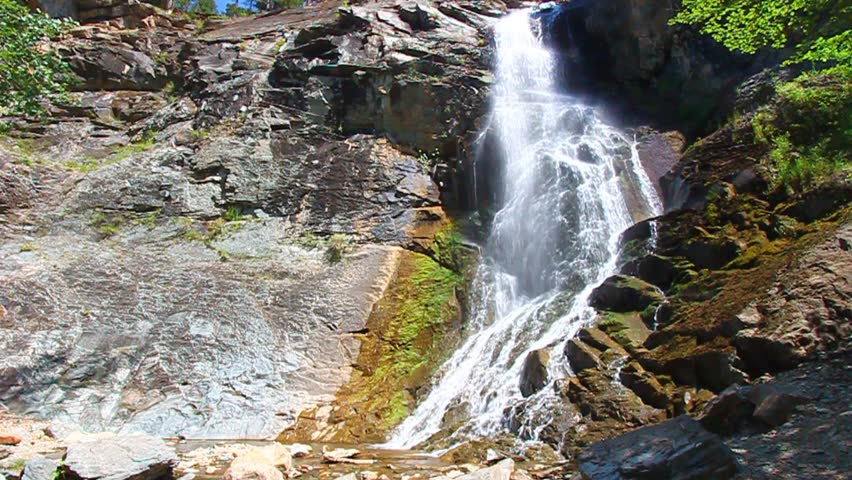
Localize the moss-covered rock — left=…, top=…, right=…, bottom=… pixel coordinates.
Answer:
left=589, top=275, right=664, bottom=313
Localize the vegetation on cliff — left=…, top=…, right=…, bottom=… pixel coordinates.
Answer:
left=673, top=0, right=851, bottom=68
left=0, top=0, right=75, bottom=116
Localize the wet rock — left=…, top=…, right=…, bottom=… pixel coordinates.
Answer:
left=564, top=339, right=603, bottom=373
left=322, top=447, right=360, bottom=463
left=519, top=349, right=550, bottom=397
left=286, top=444, right=311, bottom=458
left=618, top=361, right=670, bottom=410
left=684, top=238, right=742, bottom=270
left=21, top=457, right=59, bottom=480
left=595, top=312, right=651, bottom=356
left=635, top=128, right=685, bottom=197
left=589, top=275, right=663, bottom=313
left=620, top=254, right=678, bottom=291
left=577, top=416, right=737, bottom=480
left=64, top=433, right=177, bottom=480
left=577, top=328, right=627, bottom=360
left=697, top=384, right=755, bottom=435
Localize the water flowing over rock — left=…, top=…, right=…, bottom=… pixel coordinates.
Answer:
left=385, top=7, right=661, bottom=449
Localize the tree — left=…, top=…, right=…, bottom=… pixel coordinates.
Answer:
left=225, top=2, right=251, bottom=16
left=193, top=0, right=218, bottom=15
left=173, top=0, right=218, bottom=14
left=671, top=0, right=851, bottom=68
left=0, top=0, right=76, bottom=116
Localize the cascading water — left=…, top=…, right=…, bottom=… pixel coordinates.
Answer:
left=384, top=8, right=662, bottom=449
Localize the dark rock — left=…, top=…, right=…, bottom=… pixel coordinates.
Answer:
left=697, top=384, right=755, bottom=435
left=620, top=254, right=678, bottom=291
left=596, top=312, right=651, bottom=356
left=635, top=128, right=685, bottom=197
left=564, top=339, right=603, bottom=373
left=590, top=275, right=663, bottom=313
left=22, top=457, right=59, bottom=480
left=577, top=416, right=737, bottom=480
left=64, top=433, right=177, bottom=480
left=749, top=384, right=811, bottom=428
left=684, top=239, right=742, bottom=270
left=618, top=361, right=670, bottom=410
left=519, top=349, right=551, bottom=398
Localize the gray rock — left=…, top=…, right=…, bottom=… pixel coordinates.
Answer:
left=64, top=433, right=177, bottom=480
left=578, top=416, right=736, bottom=480
left=22, top=456, right=59, bottom=480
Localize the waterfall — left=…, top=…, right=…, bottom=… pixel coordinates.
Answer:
left=384, top=8, right=661, bottom=449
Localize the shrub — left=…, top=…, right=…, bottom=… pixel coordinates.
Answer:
left=0, top=0, right=77, bottom=116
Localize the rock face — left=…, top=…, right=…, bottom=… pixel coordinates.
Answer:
left=577, top=416, right=737, bottom=480
left=63, top=433, right=177, bottom=480
left=0, top=0, right=500, bottom=439
left=539, top=0, right=775, bottom=135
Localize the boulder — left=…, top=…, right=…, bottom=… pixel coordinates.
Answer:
left=0, top=435, right=21, bottom=446
left=519, top=349, right=551, bottom=397
left=618, top=361, right=670, bottom=410
left=64, top=433, right=177, bottom=480
left=749, top=384, right=811, bottom=427
left=457, top=459, right=514, bottom=480
left=589, top=275, right=663, bottom=313
left=564, top=340, right=603, bottom=373
left=697, top=384, right=755, bottom=435
left=577, top=416, right=737, bottom=480
left=22, top=457, right=60, bottom=480
left=223, top=460, right=281, bottom=480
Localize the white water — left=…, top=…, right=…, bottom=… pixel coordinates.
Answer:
left=384, top=9, right=661, bottom=449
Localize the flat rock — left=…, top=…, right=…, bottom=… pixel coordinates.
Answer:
left=457, top=459, right=514, bottom=480
left=22, top=457, right=59, bottom=480
left=578, top=416, right=736, bottom=480
left=64, top=433, right=177, bottom=480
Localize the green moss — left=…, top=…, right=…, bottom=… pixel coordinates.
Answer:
left=325, top=233, right=352, bottom=263
left=112, top=138, right=155, bottom=162
left=431, top=223, right=467, bottom=272
left=351, top=253, right=461, bottom=430
left=19, top=242, right=36, bottom=252
left=91, top=211, right=125, bottom=238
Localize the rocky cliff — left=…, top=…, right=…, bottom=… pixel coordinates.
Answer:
left=0, top=1, right=849, bottom=479
left=0, top=0, right=501, bottom=439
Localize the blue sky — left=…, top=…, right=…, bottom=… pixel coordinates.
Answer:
left=214, top=0, right=232, bottom=12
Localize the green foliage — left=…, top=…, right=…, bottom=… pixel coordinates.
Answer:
left=0, top=0, right=77, bottom=116
left=225, top=2, right=252, bottom=16
left=19, top=242, right=36, bottom=252
left=751, top=71, right=852, bottom=189
left=174, top=0, right=218, bottom=14
left=91, top=211, right=125, bottom=238
left=432, top=224, right=467, bottom=271
left=325, top=233, right=352, bottom=263
left=671, top=0, right=851, bottom=68
left=112, top=138, right=156, bottom=161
